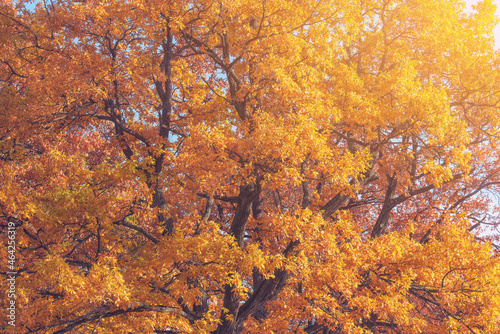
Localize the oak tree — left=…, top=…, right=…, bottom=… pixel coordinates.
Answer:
left=2, top=0, right=500, bottom=333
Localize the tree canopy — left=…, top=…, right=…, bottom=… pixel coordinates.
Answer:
left=2, top=0, right=500, bottom=333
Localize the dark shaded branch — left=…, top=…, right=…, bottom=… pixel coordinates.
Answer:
left=212, top=240, right=300, bottom=334
left=64, top=233, right=94, bottom=258
left=211, top=181, right=261, bottom=334
left=229, top=183, right=261, bottom=249
left=202, top=197, right=214, bottom=222
left=65, top=260, right=92, bottom=269
left=321, top=145, right=379, bottom=219
left=27, top=304, right=195, bottom=334
left=197, top=192, right=239, bottom=203
left=371, top=173, right=398, bottom=238
left=301, top=160, right=312, bottom=209
left=113, top=220, right=159, bottom=244
left=374, top=172, right=465, bottom=239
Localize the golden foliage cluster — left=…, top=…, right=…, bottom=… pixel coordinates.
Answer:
left=2, top=0, right=500, bottom=333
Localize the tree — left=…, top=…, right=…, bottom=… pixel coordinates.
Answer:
left=2, top=0, right=500, bottom=332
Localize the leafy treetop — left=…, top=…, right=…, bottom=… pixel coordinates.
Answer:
left=2, top=0, right=500, bottom=333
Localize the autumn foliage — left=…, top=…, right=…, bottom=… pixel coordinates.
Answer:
left=2, top=0, right=500, bottom=333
